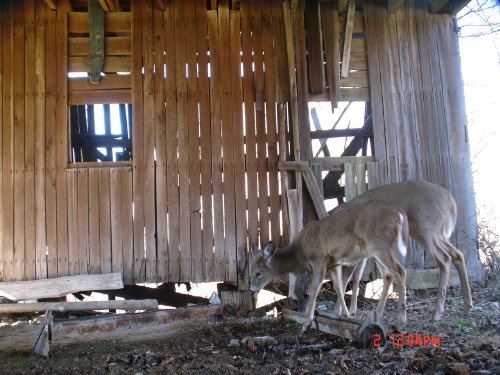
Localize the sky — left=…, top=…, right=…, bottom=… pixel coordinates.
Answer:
left=457, top=0, right=500, bottom=233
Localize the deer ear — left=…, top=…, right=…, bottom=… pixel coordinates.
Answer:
left=262, top=241, right=275, bottom=259
left=250, top=244, right=261, bottom=257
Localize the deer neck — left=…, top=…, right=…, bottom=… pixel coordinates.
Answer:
left=268, top=243, right=303, bottom=274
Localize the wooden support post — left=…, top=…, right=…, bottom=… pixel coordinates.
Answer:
left=287, top=189, right=303, bottom=299
left=89, top=0, right=105, bottom=84
left=341, top=0, right=355, bottom=78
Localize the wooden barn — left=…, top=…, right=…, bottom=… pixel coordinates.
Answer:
left=0, top=0, right=484, bottom=297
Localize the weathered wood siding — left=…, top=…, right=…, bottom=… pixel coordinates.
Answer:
left=0, top=0, right=288, bottom=286
left=364, top=0, right=481, bottom=277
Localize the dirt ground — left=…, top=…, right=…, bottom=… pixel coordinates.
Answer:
left=0, top=282, right=498, bottom=375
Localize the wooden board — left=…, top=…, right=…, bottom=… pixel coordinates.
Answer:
left=196, top=0, right=213, bottom=282
left=68, top=12, right=131, bottom=33
left=141, top=0, right=157, bottom=283
left=13, top=2, right=26, bottom=281
left=219, top=0, right=236, bottom=283
left=230, top=9, right=248, bottom=289
left=34, top=0, right=48, bottom=280
left=68, top=36, right=131, bottom=56
left=175, top=0, right=191, bottom=282
left=0, top=272, right=123, bottom=301
left=153, top=6, right=168, bottom=281
left=55, top=0, right=69, bottom=277
left=131, top=0, right=145, bottom=282
left=45, top=7, right=58, bottom=279
left=186, top=0, right=202, bottom=282
left=164, top=2, right=180, bottom=282
left=240, top=1, right=258, bottom=253
left=24, top=0, right=36, bottom=281
left=207, top=10, right=224, bottom=281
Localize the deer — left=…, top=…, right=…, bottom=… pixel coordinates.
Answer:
left=250, top=200, right=409, bottom=333
left=293, top=180, right=473, bottom=322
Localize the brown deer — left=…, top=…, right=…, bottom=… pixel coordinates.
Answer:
left=294, top=180, right=473, bottom=321
left=250, top=200, right=409, bottom=333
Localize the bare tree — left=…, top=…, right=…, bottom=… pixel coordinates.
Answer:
left=457, top=0, right=500, bottom=38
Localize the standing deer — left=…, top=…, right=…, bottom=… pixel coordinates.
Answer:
left=294, top=180, right=473, bottom=322
left=250, top=200, right=409, bottom=333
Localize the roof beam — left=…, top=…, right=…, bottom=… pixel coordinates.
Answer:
left=98, top=0, right=121, bottom=12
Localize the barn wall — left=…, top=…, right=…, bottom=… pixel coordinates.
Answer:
left=364, top=0, right=482, bottom=278
left=0, top=0, right=289, bottom=286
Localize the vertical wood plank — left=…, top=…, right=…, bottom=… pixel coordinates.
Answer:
left=66, top=169, right=79, bottom=275
left=24, top=0, right=36, bottom=280
left=207, top=10, right=224, bottom=281
left=367, top=161, right=379, bottom=189
left=110, top=168, right=124, bottom=275
left=262, top=1, right=280, bottom=244
left=355, top=162, right=367, bottom=195
left=121, top=167, right=134, bottom=284
left=45, top=6, right=58, bottom=278
left=55, top=0, right=69, bottom=277
left=230, top=10, right=248, bottom=289
left=1, top=2, right=14, bottom=281
left=251, top=1, right=269, bottom=246
left=175, top=0, right=191, bottom=282
left=131, top=0, right=145, bottom=282
left=98, top=168, right=111, bottom=274
left=321, top=3, right=340, bottom=110
left=88, top=169, right=100, bottom=274
left=77, top=168, right=89, bottom=275
left=0, top=4, right=4, bottom=281
left=196, top=0, right=214, bottom=281
left=164, top=2, right=180, bottom=281
left=186, top=0, right=202, bottom=282
left=305, top=0, right=324, bottom=94
left=153, top=6, right=168, bottom=281
left=407, top=2, right=430, bottom=181
left=241, top=1, right=258, bottom=250
left=344, top=162, right=356, bottom=201
left=141, top=0, right=157, bottom=282
left=219, top=0, right=237, bottom=283
left=364, top=2, right=388, bottom=185
left=13, top=2, right=26, bottom=280
left=341, top=0, right=355, bottom=78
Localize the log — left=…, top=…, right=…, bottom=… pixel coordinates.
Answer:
left=0, top=273, right=124, bottom=301
left=0, top=299, right=159, bottom=314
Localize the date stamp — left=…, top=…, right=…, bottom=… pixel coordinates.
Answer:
left=374, top=333, right=442, bottom=347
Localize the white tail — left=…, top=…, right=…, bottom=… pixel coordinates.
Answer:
left=294, top=180, right=473, bottom=322
left=250, top=200, right=408, bottom=333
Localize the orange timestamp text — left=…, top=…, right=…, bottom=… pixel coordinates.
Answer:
left=373, top=333, right=442, bottom=347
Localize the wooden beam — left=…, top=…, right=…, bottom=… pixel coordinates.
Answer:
left=0, top=273, right=123, bottom=301
left=52, top=304, right=223, bottom=340
left=0, top=299, right=158, bottom=314
left=43, top=0, right=57, bottom=10
left=341, top=0, right=355, bottom=78
left=278, top=160, right=310, bottom=172
left=98, top=0, right=121, bottom=12
left=89, top=0, right=105, bottom=83
left=311, top=128, right=361, bottom=139
left=302, top=169, right=328, bottom=219
left=430, top=0, right=450, bottom=13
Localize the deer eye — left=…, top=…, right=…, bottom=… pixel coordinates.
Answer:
left=303, top=292, right=309, bottom=299
left=256, top=272, right=262, bottom=279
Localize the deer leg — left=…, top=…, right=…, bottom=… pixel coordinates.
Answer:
left=431, top=239, right=452, bottom=321
left=442, top=239, right=473, bottom=316
left=332, top=265, right=350, bottom=317
left=390, top=262, right=407, bottom=331
left=375, top=263, right=392, bottom=319
left=349, top=259, right=367, bottom=315
left=301, top=265, right=326, bottom=334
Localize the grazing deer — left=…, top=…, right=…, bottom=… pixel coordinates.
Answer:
left=294, top=180, right=473, bottom=322
left=250, top=200, right=409, bottom=333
